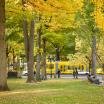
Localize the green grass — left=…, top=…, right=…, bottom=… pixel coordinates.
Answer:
left=0, top=78, right=104, bottom=104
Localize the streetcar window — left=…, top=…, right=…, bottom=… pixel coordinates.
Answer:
left=49, top=64, right=54, bottom=69
left=64, top=65, right=68, bottom=70
left=82, top=65, right=84, bottom=71
left=60, top=65, right=63, bottom=69
left=47, top=64, right=49, bottom=68
left=64, top=65, right=65, bottom=69
left=78, top=66, right=81, bottom=70
left=68, top=66, right=70, bottom=70
left=71, top=66, right=74, bottom=69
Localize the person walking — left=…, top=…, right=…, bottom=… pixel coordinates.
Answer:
left=75, top=68, right=78, bottom=79
left=57, top=69, right=61, bottom=78
left=73, top=69, right=76, bottom=78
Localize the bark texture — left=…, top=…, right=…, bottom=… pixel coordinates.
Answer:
left=56, top=47, right=60, bottom=61
left=27, top=20, right=35, bottom=82
left=36, top=26, right=42, bottom=81
left=23, top=20, right=35, bottom=83
left=0, top=0, right=9, bottom=91
left=41, top=38, right=47, bottom=80
left=22, top=0, right=35, bottom=83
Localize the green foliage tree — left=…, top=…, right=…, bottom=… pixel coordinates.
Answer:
left=75, top=0, right=102, bottom=76
left=6, top=0, right=25, bottom=72
left=7, top=0, right=104, bottom=80
left=22, top=0, right=35, bottom=83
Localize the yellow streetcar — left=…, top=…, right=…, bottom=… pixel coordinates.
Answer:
left=46, top=61, right=104, bottom=75
left=46, top=61, right=87, bottom=74
left=22, top=61, right=104, bottom=76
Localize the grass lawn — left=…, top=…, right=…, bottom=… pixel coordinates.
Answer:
left=0, top=78, right=104, bottom=104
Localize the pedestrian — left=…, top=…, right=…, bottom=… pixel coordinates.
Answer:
left=73, top=69, right=76, bottom=78
left=34, top=70, right=36, bottom=75
left=75, top=68, right=78, bottom=79
left=57, top=69, right=61, bottom=78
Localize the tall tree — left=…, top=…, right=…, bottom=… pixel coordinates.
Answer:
left=6, top=0, right=83, bottom=81
left=36, top=25, right=42, bottom=81
left=22, top=0, right=35, bottom=82
left=26, top=20, right=35, bottom=82
left=0, top=0, right=9, bottom=91
left=41, top=38, right=47, bottom=80
left=75, top=0, right=101, bottom=77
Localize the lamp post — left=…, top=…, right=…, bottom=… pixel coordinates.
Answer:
left=55, top=47, right=60, bottom=61
left=49, top=56, right=52, bottom=78
left=102, top=64, right=104, bottom=80
left=20, top=54, right=25, bottom=70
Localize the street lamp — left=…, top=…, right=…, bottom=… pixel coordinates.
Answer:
left=49, top=56, right=53, bottom=78
left=20, top=54, right=25, bottom=70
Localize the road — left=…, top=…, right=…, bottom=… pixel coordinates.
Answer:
left=22, top=74, right=104, bottom=81
left=47, top=74, right=87, bottom=79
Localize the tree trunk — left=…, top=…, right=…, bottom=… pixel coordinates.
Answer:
left=6, top=44, right=10, bottom=71
left=22, top=0, right=35, bottom=83
left=41, top=38, right=47, bottom=80
left=12, top=48, right=16, bottom=70
left=56, top=47, right=60, bottom=61
left=23, top=20, right=35, bottom=83
left=89, top=62, right=91, bottom=74
left=23, top=20, right=29, bottom=60
left=27, top=20, right=35, bottom=82
left=0, top=0, right=9, bottom=91
left=36, top=26, right=42, bottom=81
left=91, top=35, right=96, bottom=77
left=54, top=47, right=60, bottom=78
left=22, top=0, right=29, bottom=62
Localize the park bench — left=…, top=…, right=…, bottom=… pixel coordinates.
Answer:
left=87, top=74, right=102, bottom=85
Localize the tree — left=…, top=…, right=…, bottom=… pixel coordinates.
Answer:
left=82, top=0, right=97, bottom=76
left=43, top=30, right=75, bottom=61
left=36, top=25, right=42, bottom=81
left=41, top=38, right=47, bottom=80
left=8, top=0, right=104, bottom=80
left=75, top=0, right=102, bottom=77
left=6, top=0, right=26, bottom=73
left=22, top=0, right=35, bottom=83
left=0, top=0, right=9, bottom=91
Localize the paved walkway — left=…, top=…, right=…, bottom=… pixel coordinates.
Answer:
left=47, top=74, right=104, bottom=80
left=22, top=74, right=104, bottom=81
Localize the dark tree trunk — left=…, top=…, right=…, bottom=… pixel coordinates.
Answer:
left=36, top=26, right=42, bottom=81
left=27, top=20, right=35, bottom=82
left=85, top=56, right=92, bottom=74
left=22, top=0, right=29, bottom=63
left=0, top=0, right=9, bottom=91
left=12, top=49, right=16, bottom=70
left=22, top=0, right=35, bottom=83
left=23, top=20, right=35, bottom=83
left=89, top=62, right=91, bottom=74
left=56, top=47, right=60, bottom=61
left=6, top=44, right=10, bottom=71
left=54, top=47, right=60, bottom=78
left=23, top=20, right=29, bottom=61
left=41, top=38, right=47, bottom=80
left=91, top=35, right=96, bottom=77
